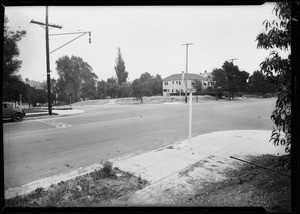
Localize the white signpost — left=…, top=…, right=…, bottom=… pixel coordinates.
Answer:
left=188, top=88, right=196, bottom=143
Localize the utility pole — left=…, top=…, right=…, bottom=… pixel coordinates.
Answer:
left=228, top=58, right=238, bottom=65
left=30, top=6, right=62, bottom=115
left=182, top=43, right=193, bottom=103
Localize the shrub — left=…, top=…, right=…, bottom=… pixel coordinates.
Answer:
left=91, top=161, right=117, bottom=181
left=101, top=161, right=116, bottom=178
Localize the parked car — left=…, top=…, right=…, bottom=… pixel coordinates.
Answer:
left=2, top=102, right=26, bottom=122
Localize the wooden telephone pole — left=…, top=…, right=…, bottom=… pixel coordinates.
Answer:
left=228, top=58, right=238, bottom=65
left=30, top=6, right=62, bottom=115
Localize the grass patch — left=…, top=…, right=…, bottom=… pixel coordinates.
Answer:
left=23, top=108, right=48, bottom=113
left=185, top=154, right=291, bottom=212
left=5, top=161, right=148, bottom=207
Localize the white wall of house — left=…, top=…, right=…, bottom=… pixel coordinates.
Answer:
left=163, top=80, right=195, bottom=96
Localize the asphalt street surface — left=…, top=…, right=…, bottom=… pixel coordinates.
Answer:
left=3, top=98, right=276, bottom=190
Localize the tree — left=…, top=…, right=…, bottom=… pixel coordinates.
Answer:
left=3, top=75, right=28, bottom=103
left=131, top=72, right=163, bottom=103
left=29, top=88, right=48, bottom=106
left=131, top=79, right=147, bottom=103
left=193, top=79, right=202, bottom=93
left=256, top=2, right=294, bottom=154
left=118, top=82, right=132, bottom=98
left=3, top=16, right=26, bottom=83
left=248, top=70, right=276, bottom=96
left=115, top=47, right=128, bottom=85
left=3, top=16, right=26, bottom=102
left=150, top=74, right=163, bottom=96
left=96, top=80, right=108, bottom=99
left=55, top=56, right=98, bottom=103
left=222, top=61, right=249, bottom=99
left=105, top=77, right=119, bottom=98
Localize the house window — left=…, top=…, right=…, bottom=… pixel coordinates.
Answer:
left=179, top=81, right=181, bottom=85
left=172, top=89, right=174, bottom=93
left=176, top=81, right=178, bottom=84
left=172, top=81, right=174, bottom=84
left=164, top=82, right=168, bottom=85
left=163, top=89, right=168, bottom=92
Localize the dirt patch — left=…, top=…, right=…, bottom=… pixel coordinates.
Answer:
left=184, top=154, right=291, bottom=212
left=5, top=161, right=149, bottom=207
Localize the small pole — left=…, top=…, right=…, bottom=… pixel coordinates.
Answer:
left=20, top=94, right=22, bottom=107
left=180, top=90, right=181, bottom=103
left=189, top=90, right=193, bottom=143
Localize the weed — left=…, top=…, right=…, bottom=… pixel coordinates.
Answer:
left=91, top=161, right=117, bottom=181
left=33, top=187, right=44, bottom=197
left=125, top=171, right=133, bottom=178
left=101, top=161, right=117, bottom=178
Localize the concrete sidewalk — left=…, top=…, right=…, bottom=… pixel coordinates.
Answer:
left=112, top=130, right=287, bottom=205
left=5, top=130, right=287, bottom=202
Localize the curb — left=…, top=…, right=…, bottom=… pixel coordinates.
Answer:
left=24, top=110, right=84, bottom=120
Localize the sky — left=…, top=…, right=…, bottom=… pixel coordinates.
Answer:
left=4, top=3, right=282, bottom=83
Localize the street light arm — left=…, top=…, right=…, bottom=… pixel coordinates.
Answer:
left=49, top=32, right=87, bottom=54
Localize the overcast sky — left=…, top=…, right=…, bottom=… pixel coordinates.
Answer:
left=5, top=3, right=281, bottom=82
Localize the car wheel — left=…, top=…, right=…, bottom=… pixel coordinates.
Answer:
left=13, top=113, right=23, bottom=122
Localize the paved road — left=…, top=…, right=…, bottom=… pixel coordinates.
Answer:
left=3, top=98, right=276, bottom=190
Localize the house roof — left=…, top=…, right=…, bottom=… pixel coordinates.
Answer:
left=163, top=73, right=206, bottom=81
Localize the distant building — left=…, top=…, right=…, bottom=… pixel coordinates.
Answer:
left=162, top=73, right=205, bottom=96
left=162, top=71, right=215, bottom=96
left=199, top=70, right=215, bottom=89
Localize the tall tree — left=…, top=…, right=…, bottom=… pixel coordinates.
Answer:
left=56, top=56, right=98, bottom=103
left=256, top=2, right=294, bottom=154
left=3, top=16, right=26, bottom=102
left=3, top=16, right=26, bottom=82
left=248, top=70, right=276, bottom=96
left=222, top=61, right=249, bottom=99
left=211, top=68, right=228, bottom=99
left=114, top=47, right=128, bottom=85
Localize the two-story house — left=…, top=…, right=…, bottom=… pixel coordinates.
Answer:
left=199, top=71, right=215, bottom=89
left=162, top=73, right=206, bottom=96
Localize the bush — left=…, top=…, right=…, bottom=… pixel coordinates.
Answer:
left=101, top=161, right=115, bottom=178
left=91, top=161, right=117, bottom=181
